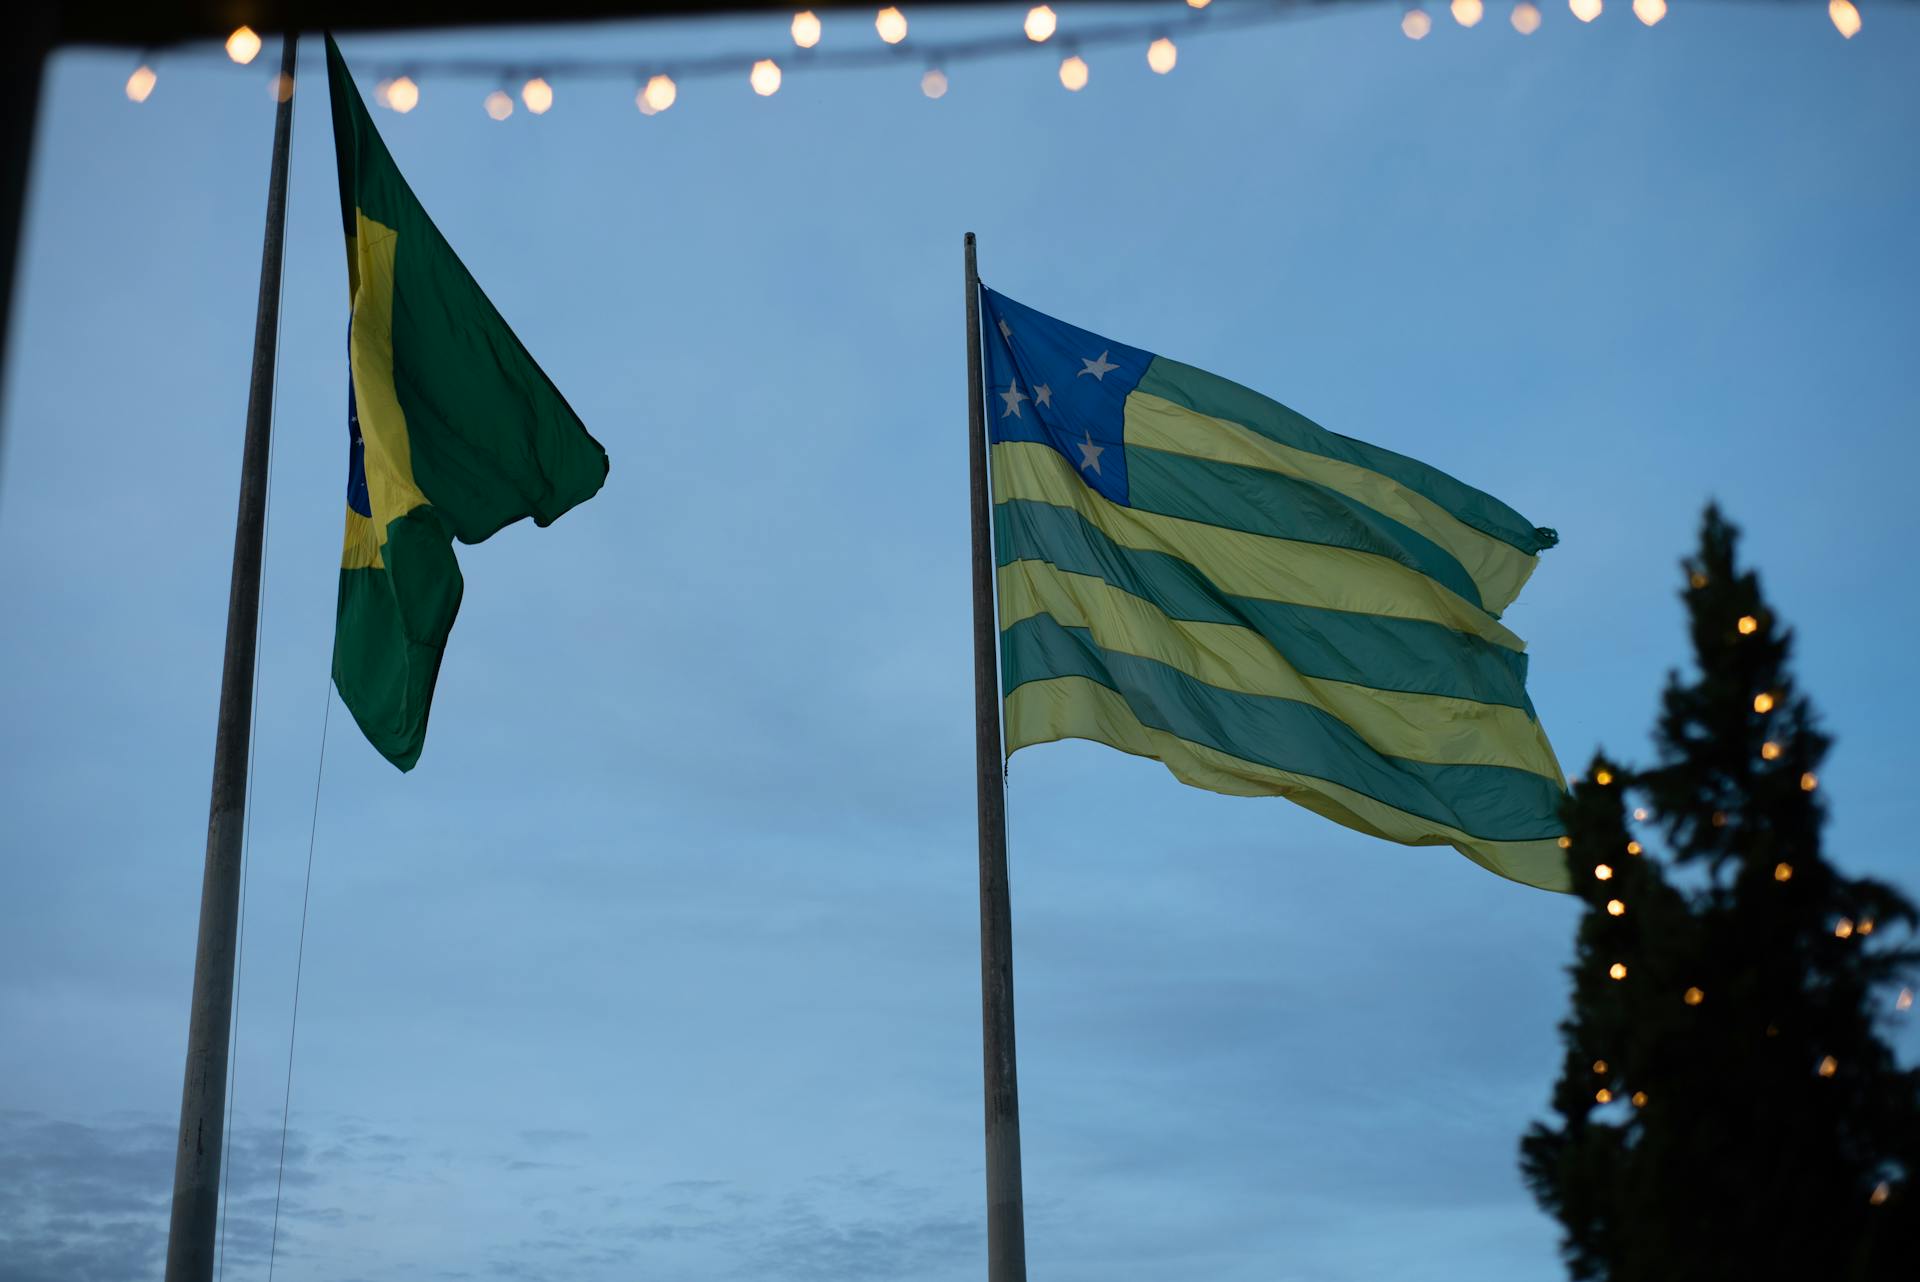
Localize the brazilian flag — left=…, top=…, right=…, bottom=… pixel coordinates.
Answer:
left=326, top=37, right=608, bottom=770
left=982, top=288, right=1569, bottom=890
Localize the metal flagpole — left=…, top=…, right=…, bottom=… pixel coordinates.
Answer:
left=965, top=232, right=1028, bottom=1282
left=165, top=30, right=299, bottom=1282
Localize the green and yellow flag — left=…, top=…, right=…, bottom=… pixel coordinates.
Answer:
left=981, top=288, right=1569, bottom=891
left=326, top=38, right=608, bottom=771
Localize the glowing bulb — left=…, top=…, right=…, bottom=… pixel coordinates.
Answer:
left=1609, top=962, right=1627, bottom=980
left=522, top=77, right=553, bottom=114
left=1738, top=615, right=1759, bottom=634
left=270, top=72, right=295, bottom=103
left=1595, top=1088, right=1613, bottom=1103
left=1189, top=0, right=1213, bottom=7
left=1754, top=692, right=1775, bottom=713
left=1690, top=571, right=1708, bottom=589
left=639, top=74, right=677, bottom=114
left=1025, top=5, right=1057, bottom=41
left=386, top=76, right=419, bottom=114
left=1626, top=842, right=1643, bottom=856
left=1147, top=37, right=1177, bottom=73
left=1595, top=864, right=1614, bottom=880
left=226, top=26, right=263, bottom=65
left=484, top=90, right=513, bottom=120
left=1453, top=0, right=1485, bottom=24
left=1829, top=0, right=1861, bottom=37
left=751, top=59, right=783, bottom=95
left=1631, top=1090, right=1647, bottom=1107
left=876, top=7, right=909, bottom=44
left=372, top=78, right=393, bottom=108
left=1684, top=986, right=1704, bottom=1006
left=1761, top=742, right=1782, bottom=760
left=1858, top=918, right=1875, bottom=935
left=126, top=65, right=157, bottom=103
left=792, top=10, right=823, bottom=47
left=1835, top=917, right=1855, bottom=939
left=921, top=68, right=947, bottom=98
left=1871, top=1181, right=1890, bottom=1206
left=1606, top=899, right=1626, bottom=916
left=1511, top=1, right=1543, bottom=31
left=1817, top=1055, right=1838, bottom=1077
left=1402, top=8, right=1434, bottom=38
left=1897, top=988, right=1913, bottom=1012
left=1774, top=862, right=1794, bottom=881
left=1557, top=836, right=1572, bottom=850
left=1801, top=771, right=1818, bottom=792
left=1058, top=55, right=1089, bottom=91
left=1595, top=769, right=1614, bottom=786
left=1634, top=0, right=1665, bottom=23
left=1569, top=0, right=1602, bottom=20
left=1634, top=807, right=1648, bottom=821
left=1593, top=1059, right=1608, bottom=1073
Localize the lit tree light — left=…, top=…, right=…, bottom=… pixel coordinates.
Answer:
left=1835, top=917, right=1855, bottom=939
left=1817, top=1055, right=1839, bottom=1077
left=1609, top=962, right=1628, bottom=980
left=1871, top=1181, right=1891, bottom=1206
left=1633, top=0, right=1666, bottom=24
left=271, top=72, right=295, bottom=103
left=1829, top=0, right=1862, bottom=37
left=1754, top=692, right=1776, bottom=713
left=1595, top=863, right=1614, bottom=881
left=1147, top=37, right=1177, bottom=73
left=1511, top=1, right=1543, bottom=30
left=1690, top=571, right=1709, bottom=589
left=1402, top=8, right=1434, bottom=38
left=1595, top=769, right=1614, bottom=786
left=227, top=26, right=263, bottom=65
left=1627, top=841, right=1643, bottom=856
left=751, top=59, right=783, bottom=95
left=876, top=6, right=909, bottom=44
left=1738, top=614, right=1759, bottom=634
left=1801, top=771, right=1819, bottom=792
left=1631, top=1090, right=1648, bottom=1107
left=792, top=10, right=823, bottom=48
left=1897, top=988, right=1914, bottom=1012
left=387, top=76, right=419, bottom=114
left=639, top=75, right=677, bottom=114
left=126, top=65, right=157, bottom=103
left=1607, top=899, right=1626, bottom=916
left=1557, top=836, right=1572, bottom=850
left=1569, top=0, right=1603, bottom=23
left=1593, top=1058, right=1609, bottom=1073
left=1189, top=0, right=1213, bottom=7
left=1058, top=54, right=1089, bottom=91
left=522, top=77, right=554, bottom=114
left=1453, top=0, right=1485, bottom=25
left=1684, top=986, right=1705, bottom=1006
left=1761, top=741, right=1782, bottom=760
left=1025, top=5, right=1057, bottom=41
left=1595, top=1088, right=1613, bottom=1103
left=484, top=90, right=513, bottom=120
left=1858, top=918, right=1875, bottom=935
left=1775, top=862, right=1794, bottom=882
left=1634, top=807, right=1648, bottom=821
left=921, top=67, right=948, bottom=98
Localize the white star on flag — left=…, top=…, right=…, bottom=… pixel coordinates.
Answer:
left=1034, top=383, right=1052, bottom=408
left=1079, top=350, right=1119, bottom=380
left=1000, top=380, right=1028, bottom=418
left=998, top=318, right=1013, bottom=340
left=1076, top=432, right=1105, bottom=474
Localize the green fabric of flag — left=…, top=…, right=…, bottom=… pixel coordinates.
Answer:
left=327, top=36, right=608, bottom=771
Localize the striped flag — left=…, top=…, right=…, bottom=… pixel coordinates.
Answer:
left=982, top=287, right=1569, bottom=891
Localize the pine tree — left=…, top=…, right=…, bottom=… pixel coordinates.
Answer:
left=1520, top=506, right=1920, bottom=1281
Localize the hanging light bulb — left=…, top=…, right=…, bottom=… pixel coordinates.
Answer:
left=522, top=77, right=554, bottom=114
left=1829, top=0, right=1861, bottom=36
left=226, top=26, right=263, bottom=65
left=484, top=90, right=513, bottom=120
left=792, top=10, right=823, bottom=48
left=1511, top=1, right=1543, bottom=31
left=751, top=59, right=783, bottom=95
left=1147, top=37, right=1177, bottom=73
left=876, top=6, right=909, bottom=44
left=1025, top=5, right=1057, bottom=41
left=1634, top=0, right=1666, bottom=23
left=638, top=74, right=677, bottom=114
left=1453, top=0, right=1485, bottom=25
left=921, top=67, right=948, bottom=98
left=386, top=76, right=419, bottom=113
left=126, top=64, right=157, bottom=103
left=1569, top=0, right=1603, bottom=21
left=1058, top=54, right=1089, bottom=91
left=1402, top=8, right=1434, bottom=37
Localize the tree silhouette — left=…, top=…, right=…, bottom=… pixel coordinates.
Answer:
left=1521, top=506, right=1920, bottom=1281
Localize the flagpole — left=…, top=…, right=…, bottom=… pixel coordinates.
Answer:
left=165, top=30, right=298, bottom=1282
left=965, top=232, right=1028, bottom=1282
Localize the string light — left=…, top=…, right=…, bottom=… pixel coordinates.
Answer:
left=1025, top=5, right=1058, bottom=41
left=1754, top=692, right=1776, bottom=713
left=1801, top=771, right=1819, bottom=792
left=751, top=59, right=783, bottom=95
left=1774, top=862, right=1794, bottom=881
left=1835, top=917, right=1855, bottom=939
left=1595, top=769, right=1614, bottom=786
left=639, top=74, right=677, bottom=114
left=792, top=10, right=823, bottom=48
left=1634, top=808, right=1648, bottom=821
left=1512, top=2, right=1543, bottom=32
left=1634, top=0, right=1666, bottom=23
left=373, top=78, right=394, bottom=108
left=386, top=76, right=419, bottom=113
left=1870, top=1181, right=1890, bottom=1206
left=1761, top=741, right=1782, bottom=760
left=1593, top=1059, right=1608, bottom=1073
left=484, top=90, right=513, bottom=120
left=126, top=64, right=157, bottom=103
left=1402, top=8, right=1434, bottom=38
left=1829, top=0, right=1862, bottom=37
left=1595, top=863, right=1614, bottom=880
left=1595, top=1088, right=1613, bottom=1103
left=1631, top=1090, right=1648, bottom=1107
left=1690, top=571, right=1709, bottom=589
left=1817, top=1055, right=1838, bottom=1077
left=1626, top=841, right=1643, bottom=856
left=1607, top=899, right=1626, bottom=916
left=226, top=26, right=263, bottom=65
left=876, top=6, right=909, bottom=44
left=1897, top=988, right=1914, bottom=1012
left=1058, top=54, right=1089, bottom=90
left=271, top=72, right=296, bottom=103
left=1609, top=962, right=1627, bottom=979
left=921, top=67, right=948, bottom=97
left=1557, top=836, right=1572, bottom=850
left=1189, top=0, right=1213, bottom=7
left=1453, top=0, right=1485, bottom=25
left=1569, top=0, right=1603, bottom=21
left=1147, top=37, right=1178, bottom=73
left=1858, top=918, right=1875, bottom=935
left=1683, top=986, right=1704, bottom=1005
left=1738, top=614, right=1759, bottom=634
left=522, top=77, right=554, bottom=114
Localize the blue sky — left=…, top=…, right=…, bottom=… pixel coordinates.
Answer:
left=2, top=4, right=1917, bottom=1279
